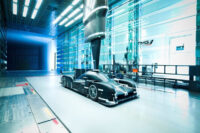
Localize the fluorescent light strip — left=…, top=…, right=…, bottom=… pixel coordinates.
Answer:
left=53, top=16, right=62, bottom=24
left=53, top=6, right=73, bottom=24
left=23, top=6, right=28, bottom=17
left=59, top=17, right=69, bottom=26
left=31, top=9, right=38, bottom=19
left=72, top=0, right=80, bottom=6
left=61, top=6, right=73, bottom=16
left=31, top=0, right=43, bottom=19
left=64, top=13, right=83, bottom=28
left=25, top=0, right=30, bottom=6
left=74, top=13, right=83, bottom=20
left=53, top=0, right=82, bottom=25
left=13, top=0, right=18, bottom=3
left=65, top=20, right=74, bottom=27
left=13, top=3, right=17, bottom=15
left=80, top=4, right=83, bottom=9
left=35, top=0, right=43, bottom=9
left=68, top=8, right=80, bottom=19
left=58, top=7, right=80, bottom=26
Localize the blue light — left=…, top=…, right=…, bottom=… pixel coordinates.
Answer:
left=7, top=29, right=57, bottom=71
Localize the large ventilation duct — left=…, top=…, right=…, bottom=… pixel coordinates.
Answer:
left=83, top=0, right=108, bottom=69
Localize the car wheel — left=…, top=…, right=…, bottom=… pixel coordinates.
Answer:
left=69, top=80, right=72, bottom=89
left=89, top=84, right=98, bottom=101
left=63, top=77, right=67, bottom=88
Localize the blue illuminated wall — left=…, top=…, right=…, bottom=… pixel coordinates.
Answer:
left=7, top=29, right=56, bottom=71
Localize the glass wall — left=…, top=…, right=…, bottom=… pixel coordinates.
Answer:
left=101, top=0, right=197, bottom=66
left=57, top=0, right=197, bottom=72
left=57, top=24, right=92, bottom=72
left=139, top=0, right=196, bottom=65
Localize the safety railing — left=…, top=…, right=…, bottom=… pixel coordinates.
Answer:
left=100, top=64, right=193, bottom=89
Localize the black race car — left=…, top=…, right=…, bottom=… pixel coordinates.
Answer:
left=61, top=69, right=138, bottom=106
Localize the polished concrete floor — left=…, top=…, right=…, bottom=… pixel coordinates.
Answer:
left=26, top=75, right=200, bottom=133
left=0, top=72, right=70, bottom=133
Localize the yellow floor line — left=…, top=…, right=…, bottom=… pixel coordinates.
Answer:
left=43, top=107, right=54, bottom=118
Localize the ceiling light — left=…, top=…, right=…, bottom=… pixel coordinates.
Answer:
left=35, top=0, right=43, bottom=9
left=53, top=6, right=73, bottom=25
left=52, top=0, right=82, bottom=25
left=53, top=16, right=62, bottom=24
left=68, top=8, right=80, bottom=19
left=31, top=0, right=42, bottom=19
left=13, top=3, right=17, bottom=15
left=13, top=0, right=18, bottom=3
left=31, top=9, right=38, bottom=19
left=80, top=4, right=83, bottom=9
left=61, top=6, right=73, bottom=16
left=59, top=17, right=69, bottom=26
left=23, top=6, right=28, bottom=17
left=65, top=20, right=74, bottom=27
left=74, top=13, right=83, bottom=20
left=25, top=0, right=30, bottom=6
left=72, top=0, right=80, bottom=6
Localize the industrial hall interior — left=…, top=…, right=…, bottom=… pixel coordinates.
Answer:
left=0, top=0, right=200, bottom=133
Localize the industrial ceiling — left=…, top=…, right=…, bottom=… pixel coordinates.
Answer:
left=2, top=0, right=118, bottom=37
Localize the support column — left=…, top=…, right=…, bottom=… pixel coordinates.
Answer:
left=197, top=0, right=200, bottom=81
left=91, top=39, right=101, bottom=69
left=128, top=1, right=134, bottom=65
left=128, top=0, right=139, bottom=80
left=133, top=0, right=139, bottom=67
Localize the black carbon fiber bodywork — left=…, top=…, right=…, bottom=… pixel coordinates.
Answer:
left=61, top=70, right=138, bottom=106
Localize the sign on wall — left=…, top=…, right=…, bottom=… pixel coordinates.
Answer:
left=138, top=40, right=154, bottom=46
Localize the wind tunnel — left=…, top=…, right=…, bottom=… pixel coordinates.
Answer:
left=7, top=29, right=56, bottom=71
left=83, top=0, right=108, bottom=69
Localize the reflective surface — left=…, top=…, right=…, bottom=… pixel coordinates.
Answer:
left=0, top=74, right=69, bottom=133
left=27, top=75, right=200, bottom=133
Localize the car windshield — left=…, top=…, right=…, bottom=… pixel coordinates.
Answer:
left=95, top=72, right=110, bottom=82
left=77, top=73, right=86, bottom=79
left=78, top=71, right=111, bottom=82
left=82, top=71, right=110, bottom=82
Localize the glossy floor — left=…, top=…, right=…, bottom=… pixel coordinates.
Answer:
left=27, top=75, right=200, bottom=133
left=0, top=73, right=69, bottom=133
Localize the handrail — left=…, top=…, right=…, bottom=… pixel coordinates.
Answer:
left=100, top=64, right=192, bottom=79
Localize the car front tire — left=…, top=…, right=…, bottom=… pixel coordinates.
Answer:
left=63, top=77, right=67, bottom=88
left=89, top=84, right=98, bottom=101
